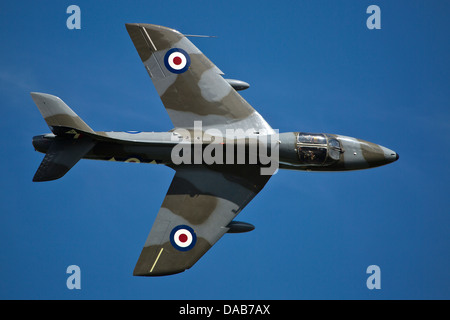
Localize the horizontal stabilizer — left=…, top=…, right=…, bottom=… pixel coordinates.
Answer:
left=33, top=138, right=95, bottom=182
left=30, top=92, right=95, bottom=135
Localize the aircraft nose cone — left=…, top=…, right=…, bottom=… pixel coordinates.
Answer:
left=381, top=146, right=399, bottom=163
left=335, top=135, right=399, bottom=169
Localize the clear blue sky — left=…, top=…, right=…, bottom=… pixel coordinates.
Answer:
left=1, top=0, right=449, bottom=299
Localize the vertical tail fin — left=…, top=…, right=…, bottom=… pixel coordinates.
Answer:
left=30, top=92, right=95, bottom=135
left=32, top=137, right=95, bottom=182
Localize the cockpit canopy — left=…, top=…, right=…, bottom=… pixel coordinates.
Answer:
left=296, top=133, right=342, bottom=166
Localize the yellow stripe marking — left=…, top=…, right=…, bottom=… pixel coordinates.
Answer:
left=141, top=27, right=157, bottom=52
left=150, top=248, right=164, bottom=273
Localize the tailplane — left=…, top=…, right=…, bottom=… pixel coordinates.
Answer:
left=30, top=92, right=95, bottom=136
left=31, top=93, right=95, bottom=182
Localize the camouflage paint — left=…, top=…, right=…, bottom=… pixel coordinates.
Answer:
left=31, top=23, right=398, bottom=277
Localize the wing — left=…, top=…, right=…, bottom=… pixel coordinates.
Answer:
left=125, top=23, right=273, bottom=133
left=133, top=164, right=271, bottom=276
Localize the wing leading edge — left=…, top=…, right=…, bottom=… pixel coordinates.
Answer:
left=133, top=164, right=271, bottom=276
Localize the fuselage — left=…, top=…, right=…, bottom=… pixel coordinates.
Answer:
left=32, top=130, right=398, bottom=172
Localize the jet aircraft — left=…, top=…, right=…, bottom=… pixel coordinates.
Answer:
left=31, top=24, right=399, bottom=276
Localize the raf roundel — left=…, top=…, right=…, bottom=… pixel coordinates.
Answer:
left=164, top=48, right=191, bottom=74
left=170, top=225, right=197, bottom=251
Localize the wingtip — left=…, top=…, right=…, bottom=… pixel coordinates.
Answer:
left=133, top=269, right=185, bottom=277
left=30, top=92, right=43, bottom=99
left=125, top=23, right=182, bottom=35
left=30, top=92, right=60, bottom=100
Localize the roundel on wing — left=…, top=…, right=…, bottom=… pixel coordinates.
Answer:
left=170, top=225, right=197, bottom=251
left=164, top=48, right=191, bottom=74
